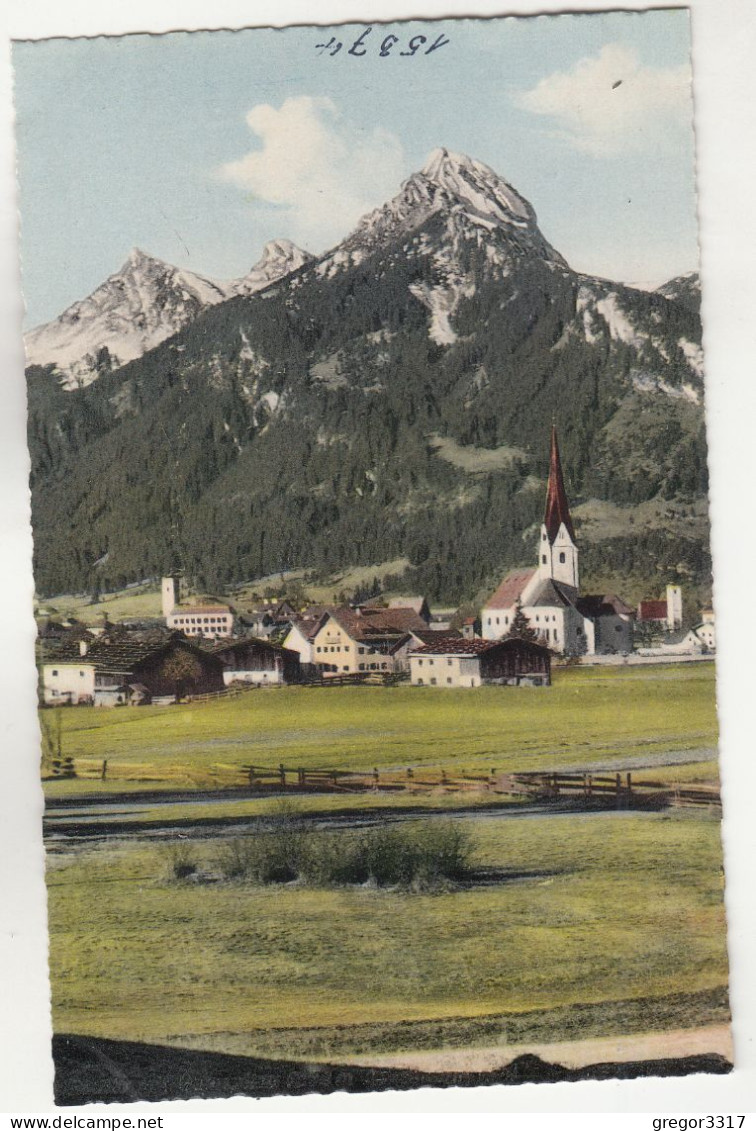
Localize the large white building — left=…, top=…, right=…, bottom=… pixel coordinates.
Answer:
left=481, top=427, right=633, bottom=656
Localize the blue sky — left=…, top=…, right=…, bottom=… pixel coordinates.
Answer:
left=13, top=11, right=698, bottom=328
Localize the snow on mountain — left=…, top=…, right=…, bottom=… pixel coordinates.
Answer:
left=234, top=239, right=312, bottom=295
left=338, top=147, right=566, bottom=269
left=25, top=241, right=311, bottom=388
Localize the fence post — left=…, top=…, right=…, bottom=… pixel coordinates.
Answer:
left=101, top=759, right=107, bottom=781
left=298, top=767, right=305, bottom=786
left=279, top=763, right=286, bottom=789
left=626, top=771, right=632, bottom=802
left=616, top=772, right=621, bottom=808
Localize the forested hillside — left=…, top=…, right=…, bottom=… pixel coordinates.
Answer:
left=26, top=151, right=710, bottom=605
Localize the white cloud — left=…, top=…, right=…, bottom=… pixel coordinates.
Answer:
left=515, top=45, right=692, bottom=158
left=218, top=96, right=405, bottom=249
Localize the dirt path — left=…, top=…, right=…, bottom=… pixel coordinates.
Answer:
left=337, top=1024, right=733, bottom=1074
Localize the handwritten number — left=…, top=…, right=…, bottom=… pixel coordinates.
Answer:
left=400, top=35, right=427, bottom=56
left=349, top=27, right=372, bottom=56
left=316, top=27, right=449, bottom=58
left=426, top=34, right=450, bottom=54
left=315, top=37, right=342, bottom=56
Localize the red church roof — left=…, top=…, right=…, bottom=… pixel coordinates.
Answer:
left=484, top=569, right=535, bottom=610
left=544, top=425, right=576, bottom=544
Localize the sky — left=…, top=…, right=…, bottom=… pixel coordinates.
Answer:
left=12, top=10, right=699, bottom=328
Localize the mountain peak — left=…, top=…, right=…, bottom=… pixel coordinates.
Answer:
left=422, top=146, right=476, bottom=179
left=236, top=240, right=312, bottom=295
left=417, top=147, right=533, bottom=225
left=126, top=246, right=160, bottom=268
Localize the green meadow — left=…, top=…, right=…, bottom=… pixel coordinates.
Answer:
left=43, top=663, right=718, bottom=794
left=46, top=809, right=729, bottom=1060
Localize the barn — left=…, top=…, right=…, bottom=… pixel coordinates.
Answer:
left=42, top=634, right=226, bottom=705
left=408, top=637, right=551, bottom=688
left=205, top=637, right=301, bottom=685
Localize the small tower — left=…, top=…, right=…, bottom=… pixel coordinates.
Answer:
left=666, top=584, right=683, bottom=631
left=161, top=574, right=182, bottom=618
left=537, top=426, right=579, bottom=591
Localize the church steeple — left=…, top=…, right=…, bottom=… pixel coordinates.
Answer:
left=544, top=425, right=575, bottom=544
left=537, top=426, right=579, bottom=591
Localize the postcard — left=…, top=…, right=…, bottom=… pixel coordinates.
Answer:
left=5, top=5, right=745, bottom=1110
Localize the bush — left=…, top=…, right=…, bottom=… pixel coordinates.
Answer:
left=168, top=843, right=198, bottom=880
left=217, top=801, right=312, bottom=884
left=218, top=817, right=474, bottom=890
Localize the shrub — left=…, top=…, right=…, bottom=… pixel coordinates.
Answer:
left=217, top=817, right=474, bottom=890
left=218, top=801, right=312, bottom=884
left=168, top=843, right=198, bottom=880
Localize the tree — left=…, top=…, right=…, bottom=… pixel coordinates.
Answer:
left=505, top=598, right=539, bottom=643
left=160, top=648, right=205, bottom=702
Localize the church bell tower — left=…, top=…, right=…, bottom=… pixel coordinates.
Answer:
left=537, top=426, right=579, bottom=591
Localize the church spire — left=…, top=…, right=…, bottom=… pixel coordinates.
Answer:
left=543, top=425, right=575, bottom=545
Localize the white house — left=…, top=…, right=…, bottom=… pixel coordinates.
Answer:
left=281, top=614, right=326, bottom=666
left=166, top=604, right=234, bottom=639
left=481, top=427, right=633, bottom=656
left=41, top=658, right=95, bottom=705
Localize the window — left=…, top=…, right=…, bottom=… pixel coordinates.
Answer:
left=51, top=669, right=58, bottom=676
left=447, top=659, right=453, bottom=666
left=487, top=618, right=491, bottom=626
left=554, top=629, right=558, bottom=641
left=80, top=671, right=85, bottom=678
left=542, top=554, right=547, bottom=564
left=505, top=616, right=509, bottom=625
left=358, top=647, right=365, bottom=655
left=559, top=552, right=566, bottom=564
left=496, top=617, right=500, bottom=625
left=417, top=678, right=424, bottom=685
left=545, top=629, right=550, bottom=641
left=535, top=615, right=540, bottom=622
left=316, top=646, right=321, bottom=653
left=447, top=677, right=452, bottom=684
left=430, top=677, right=437, bottom=686
left=343, top=666, right=349, bottom=672
left=417, top=659, right=423, bottom=666
left=576, top=627, right=582, bottom=636
left=358, top=664, right=364, bottom=671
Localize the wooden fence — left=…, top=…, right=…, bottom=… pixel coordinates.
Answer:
left=505, top=771, right=721, bottom=811
left=50, top=758, right=720, bottom=812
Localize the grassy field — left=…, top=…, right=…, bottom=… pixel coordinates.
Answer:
left=41, top=663, right=719, bottom=795
left=46, top=808, right=729, bottom=1059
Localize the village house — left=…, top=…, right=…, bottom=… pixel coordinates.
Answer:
left=41, top=634, right=225, bottom=706
left=308, top=605, right=432, bottom=675
left=637, top=585, right=684, bottom=633
left=658, top=610, right=716, bottom=656
left=408, top=637, right=551, bottom=688
left=238, top=601, right=299, bottom=639
left=203, top=637, right=301, bottom=685
left=281, top=613, right=327, bottom=667
left=481, top=427, right=634, bottom=655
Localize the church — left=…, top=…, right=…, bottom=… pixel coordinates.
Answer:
left=481, top=427, right=633, bottom=655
